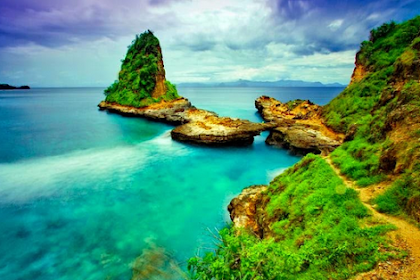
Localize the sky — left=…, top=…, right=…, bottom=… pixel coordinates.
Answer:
left=0, top=0, right=419, bottom=87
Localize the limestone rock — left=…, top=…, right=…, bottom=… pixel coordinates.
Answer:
left=99, top=99, right=275, bottom=145
left=228, top=185, right=267, bottom=237
left=98, top=98, right=192, bottom=124
left=266, top=126, right=341, bottom=155
left=255, top=96, right=343, bottom=155
left=150, top=45, right=167, bottom=99
left=171, top=115, right=274, bottom=145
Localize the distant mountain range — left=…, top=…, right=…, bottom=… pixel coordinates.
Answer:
left=178, top=79, right=345, bottom=88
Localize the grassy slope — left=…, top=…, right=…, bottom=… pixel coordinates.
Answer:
left=322, top=16, right=420, bottom=223
left=188, top=16, right=420, bottom=279
left=104, top=30, right=179, bottom=107
left=188, top=155, right=396, bottom=280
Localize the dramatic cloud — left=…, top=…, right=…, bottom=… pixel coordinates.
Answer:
left=0, top=0, right=419, bottom=86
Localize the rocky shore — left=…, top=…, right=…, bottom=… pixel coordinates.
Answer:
left=255, top=96, right=343, bottom=155
left=99, top=98, right=273, bottom=145
left=98, top=98, right=194, bottom=124
left=227, top=185, right=267, bottom=237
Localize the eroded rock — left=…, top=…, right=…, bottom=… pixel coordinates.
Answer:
left=99, top=98, right=274, bottom=146
left=172, top=116, right=274, bottom=145
left=266, top=125, right=341, bottom=155
left=228, top=185, right=267, bottom=237
left=255, top=96, right=343, bottom=155
left=98, top=98, right=193, bottom=124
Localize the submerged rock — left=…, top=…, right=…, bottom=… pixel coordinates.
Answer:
left=131, top=243, right=181, bottom=280
left=255, top=96, right=343, bottom=155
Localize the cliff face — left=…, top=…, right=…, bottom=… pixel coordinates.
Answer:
left=150, top=45, right=167, bottom=98
left=321, top=16, right=420, bottom=222
left=349, top=51, right=367, bottom=84
left=103, top=30, right=178, bottom=107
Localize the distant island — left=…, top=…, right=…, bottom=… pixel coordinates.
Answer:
left=0, top=84, right=30, bottom=90
left=178, top=79, right=345, bottom=88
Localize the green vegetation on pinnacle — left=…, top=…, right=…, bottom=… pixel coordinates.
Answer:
left=322, top=16, right=420, bottom=223
left=188, top=155, right=397, bottom=280
left=104, top=30, right=179, bottom=107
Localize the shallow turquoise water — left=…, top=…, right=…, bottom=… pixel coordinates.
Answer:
left=0, top=87, right=343, bottom=279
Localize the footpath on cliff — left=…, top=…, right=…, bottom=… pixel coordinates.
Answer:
left=325, top=157, right=420, bottom=280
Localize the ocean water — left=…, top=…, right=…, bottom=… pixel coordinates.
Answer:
left=0, top=86, right=343, bottom=279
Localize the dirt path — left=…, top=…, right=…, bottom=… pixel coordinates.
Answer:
left=325, top=157, right=420, bottom=279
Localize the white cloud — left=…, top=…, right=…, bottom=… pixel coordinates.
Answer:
left=328, top=19, right=344, bottom=31
left=3, top=0, right=418, bottom=86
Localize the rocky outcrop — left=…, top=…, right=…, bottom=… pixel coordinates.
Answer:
left=350, top=51, right=367, bottom=84
left=266, top=125, right=341, bottom=155
left=99, top=98, right=274, bottom=145
left=172, top=116, right=275, bottom=145
left=150, top=45, right=167, bottom=99
left=228, top=185, right=267, bottom=237
left=103, top=30, right=180, bottom=107
left=98, top=98, right=193, bottom=124
left=255, top=96, right=343, bottom=155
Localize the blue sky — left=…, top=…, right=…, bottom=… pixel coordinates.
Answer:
left=0, top=0, right=419, bottom=87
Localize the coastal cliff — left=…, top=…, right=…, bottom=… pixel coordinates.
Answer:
left=189, top=15, right=420, bottom=279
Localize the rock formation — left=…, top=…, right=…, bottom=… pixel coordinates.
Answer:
left=255, top=96, right=343, bottom=155
left=99, top=30, right=274, bottom=145
left=172, top=115, right=275, bottom=145
left=103, top=30, right=179, bottom=108
left=99, top=98, right=193, bottom=125
left=99, top=98, right=274, bottom=145
left=150, top=45, right=167, bottom=99
left=227, top=185, right=267, bottom=237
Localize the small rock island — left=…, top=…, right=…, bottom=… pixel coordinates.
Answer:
left=0, top=84, right=30, bottom=90
left=98, top=30, right=271, bottom=145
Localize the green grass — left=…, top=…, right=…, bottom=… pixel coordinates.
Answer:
left=188, top=155, right=396, bottom=280
left=322, top=16, right=420, bottom=133
left=186, top=15, right=420, bottom=278
left=330, top=139, right=385, bottom=187
left=104, top=30, right=179, bottom=107
left=321, top=16, right=420, bottom=192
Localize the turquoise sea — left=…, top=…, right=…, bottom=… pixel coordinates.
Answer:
left=0, top=86, right=344, bottom=279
